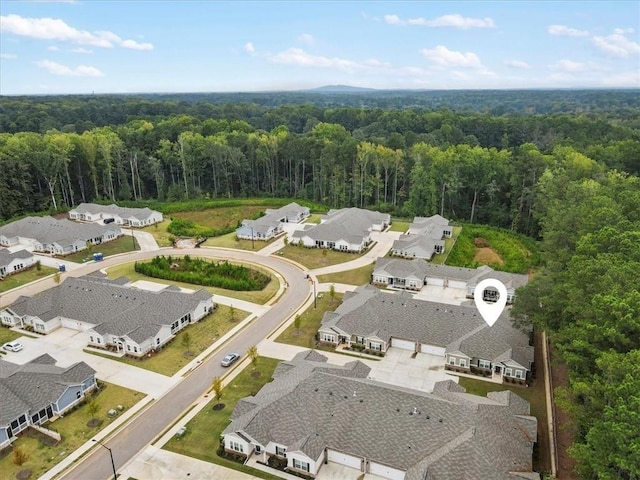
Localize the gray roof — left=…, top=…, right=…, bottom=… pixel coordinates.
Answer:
left=241, top=202, right=308, bottom=235
left=7, top=275, right=213, bottom=344
left=0, top=354, right=95, bottom=425
left=0, top=248, right=34, bottom=268
left=392, top=234, right=444, bottom=259
left=70, top=203, right=160, bottom=221
left=373, top=257, right=432, bottom=280
left=408, top=214, right=450, bottom=234
left=225, top=352, right=538, bottom=480
left=321, top=285, right=533, bottom=368
left=264, top=202, right=308, bottom=218
left=0, top=216, right=120, bottom=247
left=292, top=207, right=389, bottom=243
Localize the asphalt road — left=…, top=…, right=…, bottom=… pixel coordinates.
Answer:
left=10, top=248, right=309, bottom=480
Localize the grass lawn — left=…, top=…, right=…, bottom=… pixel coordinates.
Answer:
left=86, top=304, right=248, bottom=376
left=276, top=244, right=365, bottom=270
left=431, top=226, right=463, bottom=264
left=0, top=265, right=57, bottom=293
left=106, top=261, right=279, bottom=305
left=0, top=327, right=22, bottom=357
left=0, top=381, right=141, bottom=479
left=305, top=214, right=323, bottom=224
left=203, top=231, right=278, bottom=251
left=388, top=221, right=410, bottom=233
left=458, top=350, right=550, bottom=475
left=172, top=206, right=266, bottom=231
left=163, top=357, right=283, bottom=480
left=141, top=219, right=174, bottom=247
left=317, top=263, right=373, bottom=286
left=62, top=235, right=139, bottom=264
left=276, top=293, right=344, bottom=348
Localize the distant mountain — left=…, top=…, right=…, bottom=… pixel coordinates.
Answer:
left=306, top=85, right=377, bottom=93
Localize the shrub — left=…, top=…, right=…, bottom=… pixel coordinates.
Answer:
left=13, top=446, right=29, bottom=466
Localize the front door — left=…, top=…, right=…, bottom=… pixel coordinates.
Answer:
left=494, top=366, right=502, bottom=374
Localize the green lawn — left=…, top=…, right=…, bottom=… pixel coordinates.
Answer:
left=0, top=327, right=22, bottom=358
left=62, top=235, right=139, bottom=263
left=306, top=214, right=323, bottom=224
left=388, top=221, right=410, bottom=233
left=203, top=231, right=278, bottom=251
left=172, top=205, right=266, bottom=231
left=276, top=293, right=344, bottom=348
left=317, top=263, right=373, bottom=286
left=141, top=219, right=174, bottom=247
left=163, top=357, right=283, bottom=480
left=431, top=226, right=463, bottom=264
left=276, top=244, right=365, bottom=270
left=0, top=382, right=141, bottom=479
left=0, top=265, right=57, bottom=293
left=86, top=304, right=248, bottom=376
left=106, top=261, right=279, bottom=305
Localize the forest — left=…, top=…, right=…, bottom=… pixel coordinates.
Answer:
left=0, top=89, right=639, bottom=478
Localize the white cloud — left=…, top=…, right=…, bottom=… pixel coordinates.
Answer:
left=244, top=42, right=255, bottom=54
left=35, top=59, right=104, bottom=76
left=549, top=59, right=598, bottom=72
left=297, top=33, right=314, bottom=44
left=592, top=31, right=640, bottom=57
left=71, top=47, right=93, bottom=54
left=267, top=47, right=387, bottom=71
left=47, top=45, right=60, bottom=51
left=385, top=13, right=495, bottom=28
left=0, top=53, right=18, bottom=59
left=0, top=14, right=153, bottom=50
left=547, top=25, right=589, bottom=37
left=421, top=45, right=483, bottom=68
left=504, top=59, right=530, bottom=69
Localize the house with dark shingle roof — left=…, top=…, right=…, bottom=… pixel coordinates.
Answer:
left=68, top=203, right=163, bottom=227
left=391, top=214, right=453, bottom=260
left=223, top=351, right=539, bottom=480
left=291, top=207, right=390, bottom=253
left=318, top=285, right=534, bottom=383
left=0, top=354, right=96, bottom=449
left=372, top=258, right=528, bottom=303
left=0, top=274, right=214, bottom=357
left=236, top=202, right=310, bottom=241
left=0, top=249, right=35, bottom=278
left=0, top=216, right=122, bottom=255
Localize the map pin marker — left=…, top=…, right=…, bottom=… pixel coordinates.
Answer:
left=474, top=278, right=508, bottom=327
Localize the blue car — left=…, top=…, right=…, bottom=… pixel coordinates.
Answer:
left=221, top=353, right=240, bottom=367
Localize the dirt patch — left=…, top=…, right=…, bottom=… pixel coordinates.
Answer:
left=473, top=247, right=504, bottom=265
left=86, top=418, right=103, bottom=428
left=175, top=238, right=197, bottom=249
left=24, top=427, right=59, bottom=447
left=474, top=237, right=490, bottom=248
left=212, top=403, right=225, bottom=411
left=16, top=469, right=33, bottom=480
left=251, top=371, right=262, bottom=378
left=551, top=348, right=578, bottom=479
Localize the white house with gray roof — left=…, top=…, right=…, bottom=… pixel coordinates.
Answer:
left=223, top=351, right=539, bottom=480
left=236, top=202, right=309, bottom=241
left=0, top=274, right=214, bottom=357
left=391, top=215, right=453, bottom=260
left=0, top=248, right=35, bottom=278
left=318, top=285, right=534, bottom=383
left=68, top=203, right=163, bottom=227
left=0, top=354, right=96, bottom=450
left=0, top=216, right=122, bottom=255
left=291, top=207, right=390, bottom=253
left=373, top=259, right=528, bottom=303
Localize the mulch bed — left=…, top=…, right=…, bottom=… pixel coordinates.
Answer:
left=212, top=403, right=225, bottom=411
left=251, top=371, right=261, bottom=378
left=24, top=428, right=59, bottom=447
left=16, top=469, right=32, bottom=479
left=86, top=418, right=103, bottom=428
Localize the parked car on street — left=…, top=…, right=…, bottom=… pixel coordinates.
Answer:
left=3, top=341, right=23, bottom=352
left=221, top=352, right=240, bottom=367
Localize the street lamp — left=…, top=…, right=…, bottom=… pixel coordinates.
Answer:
left=92, top=439, right=117, bottom=480
left=250, top=226, right=255, bottom=250
left=307, top=275, right=317, bottom=309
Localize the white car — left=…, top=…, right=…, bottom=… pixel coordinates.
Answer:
left=3, top=341, right=23, bottom=352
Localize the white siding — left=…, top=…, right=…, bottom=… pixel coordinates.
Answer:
left=449, top=280, right=467, bottom=289
left=391, top=338, right=416, bottom=351
left=420, top=344, right=446, bottom=356
left=426, top=277, right=444, bottom=286
left=327, top=450, right=361, bottom=470
left=369, top=461, right=406, bottom=480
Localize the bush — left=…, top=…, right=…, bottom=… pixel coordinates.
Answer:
left=13, top=446, right=29, bottom=466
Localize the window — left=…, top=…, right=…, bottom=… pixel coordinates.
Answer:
left=448, top=357, right=456, bottom=365
left=505, top=368, right=512, bottom=377
left=229, top=441, right=244, bottom=453
left=157, top=338, right=161, bottom=345
left=478, top=359, right=491, bottom=369
left=460, top=359, right=467, bottom=368
left=515, top=370, right=523, bottom=379
left=293, top=459, right=310, bottom=472
left=322, top=334, right=335, bottom=343
left=96, top=338, right=101, bottom=344
left=19, top=415, right=26, bottom=425
left=90, top=336, right=94, bottom=342
left=127, top=345, right=131, bottom=351
left=355, top=336, right=364, bottom=345
left=76, top=391, right=82, bottom=399
left=134, top=346, right=138, bottom=353
left=276, top=446, right=286, bottom=457
left=255, top=445, right=261, bottom=454
left=369, top=342, right=381, bottom=351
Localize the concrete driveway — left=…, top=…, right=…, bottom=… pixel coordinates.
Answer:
left=413, top=285, right=468, bottom=305
left=317, top=463, right=387, bottom=480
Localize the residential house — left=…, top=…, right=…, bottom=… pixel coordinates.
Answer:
left=318, top=285, right=534, bottom=382
left=223, top=350, right=539, bottom=480
left=372, top=259, right=528, bottom=303
left=391, top=215, right=453, bottom=260
left=68, top=203, right=163, bottom=227
left=0, top=216, right=122, bottom=255
left=236, top=202, right=310, bottom=241
left=0, top=273, right=215, bottom=357
left=0, top=249, right=36, bottom=278
left=291, top=207, right=390, bottom=253
left=0, top=354, right=96, bottom=450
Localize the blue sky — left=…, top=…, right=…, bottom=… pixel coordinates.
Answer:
left=1, top=1, right=639, bottom=95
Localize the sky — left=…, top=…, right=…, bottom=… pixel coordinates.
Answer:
left=0, top=1, right=639, bottom=95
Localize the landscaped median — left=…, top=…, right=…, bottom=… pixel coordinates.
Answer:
left=0, top=382, right=141, bottom=479
left=163, top=357, right=283, bottom=480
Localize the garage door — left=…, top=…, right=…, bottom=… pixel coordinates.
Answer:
left=369, top=461, right=406, bottom=480
left=449, top=280, right=467, bottom=289
left=426, top=277, right=444, bottom=286
left=420, top=344, right=446, bottom=356
left=327, top=450, right=361, bottom=470
left=391, top=338, right=416, bottom=351
left=61, top=319, right=84, bottom=331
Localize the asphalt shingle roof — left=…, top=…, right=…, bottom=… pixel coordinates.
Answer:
left=0, top=249, right=34, bottom=269
left=292, top=207, right=389, bottom=244
left=71, top=203, right=159, bottom=222
left=225, top=352, right=538, bottom=480
left=0, top=216, right=120, bottom=247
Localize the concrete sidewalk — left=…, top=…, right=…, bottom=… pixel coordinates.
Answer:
left=124, top=228, right=160, bottom=251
